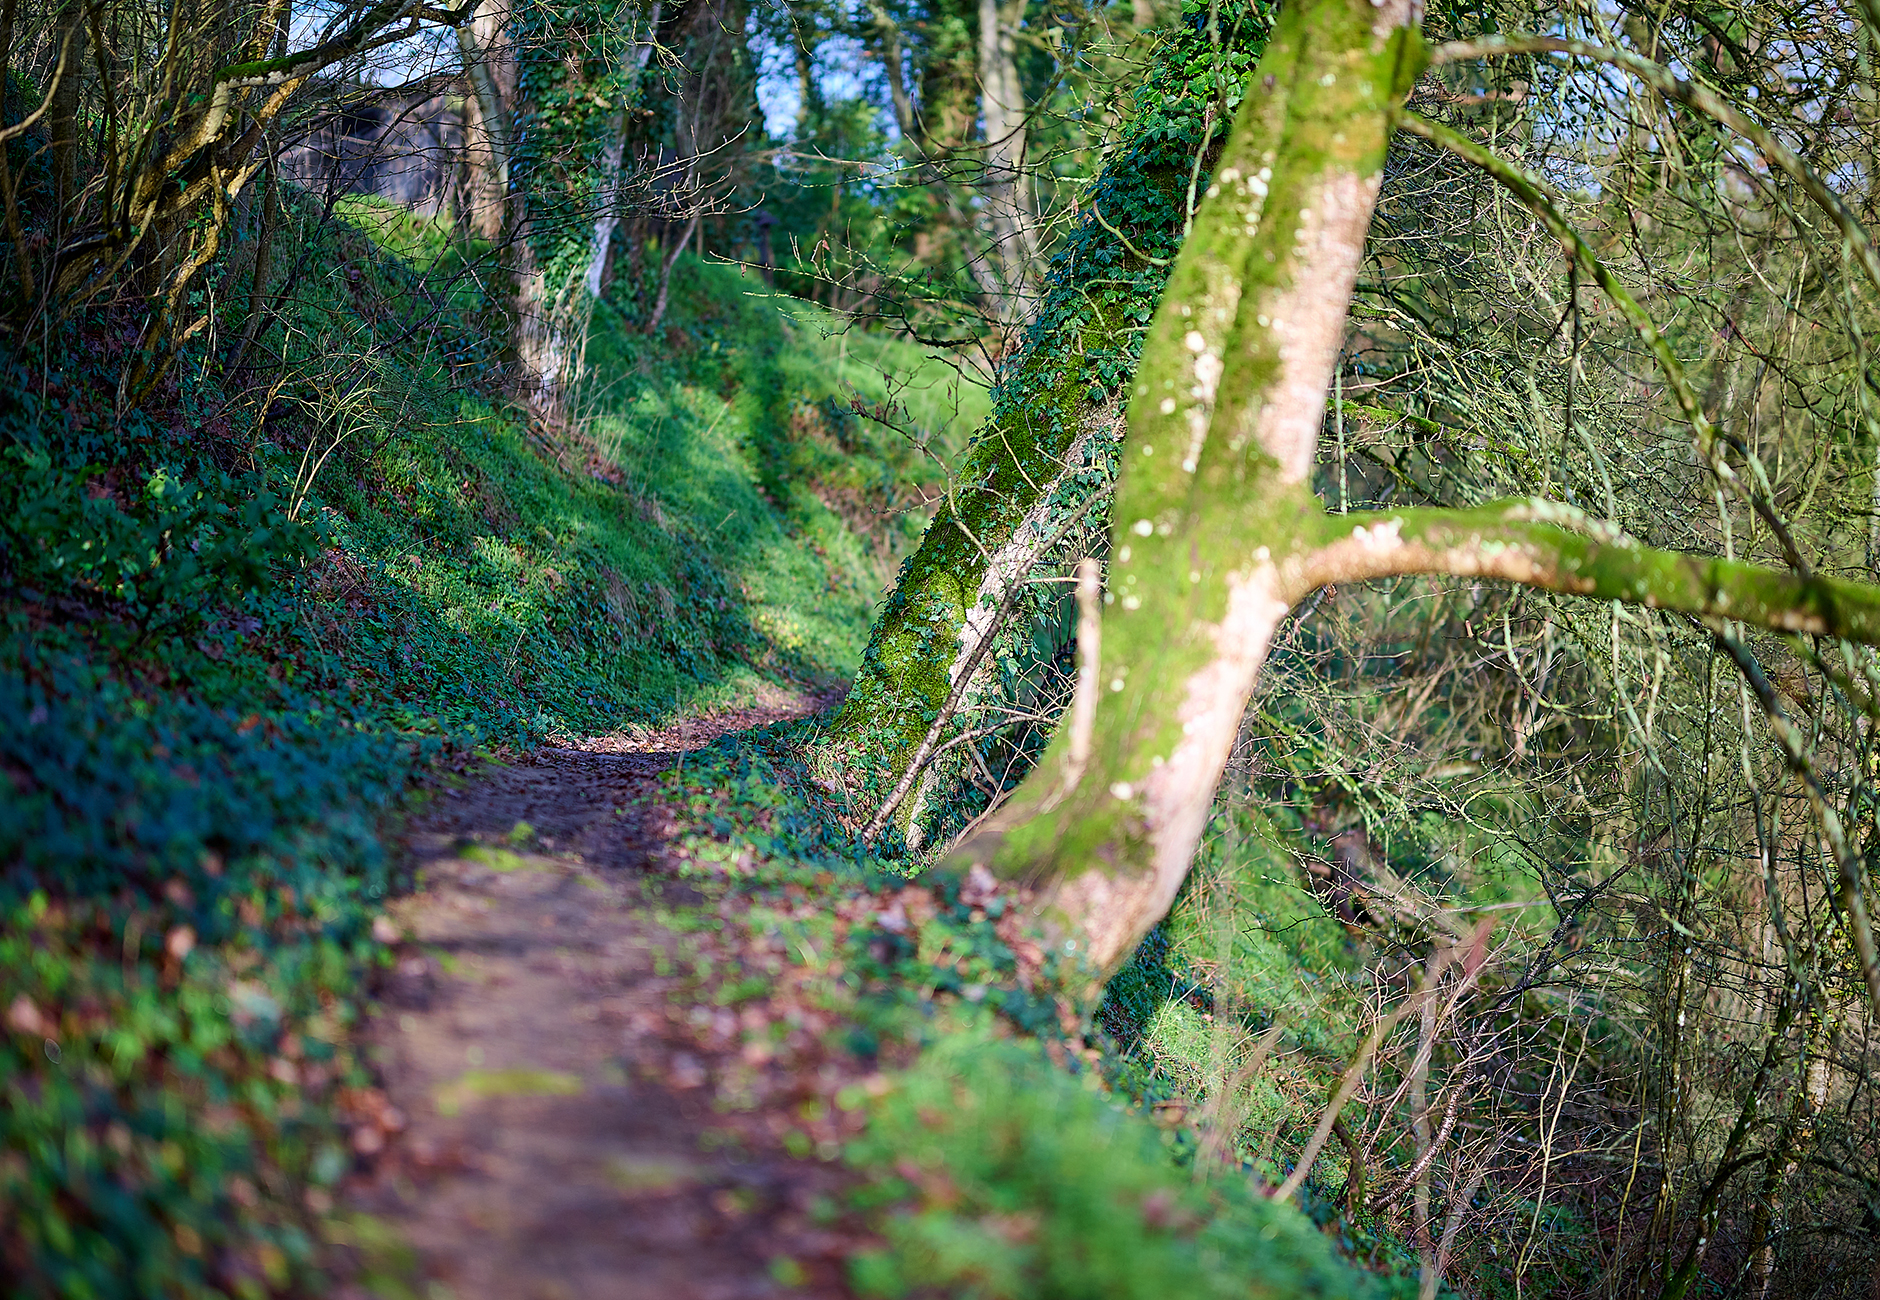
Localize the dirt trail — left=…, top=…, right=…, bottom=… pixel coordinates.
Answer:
left=336, top=687, right=853, bottom=1300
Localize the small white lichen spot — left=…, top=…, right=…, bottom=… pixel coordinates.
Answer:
left=1122, top=595, right=1141, bottom=610
left=1185, top=330, right=1207, bottom=354
left=1159, top=398, right=1176, bottom=415
left=1320, top=72, right=1336, bottom=86
left=1151, top=755, right=1165, bottom=768
left=1352, top=518, right=1404, bottom=551
left=1118, top=546, right=1131, bottom=562
left=1257, top=314, right=1271, bottom=327
left=1181, top=458, right=1197, bottom=473
left=1219, top=167, right=1240, bottom=185
left=1193, top=351, right=1222, bottom=396
left=1132, top=519, right=1154, bottom=537
left=1110, top=782, right=1134, bottom=800
left=1180, top=304, right=1193, bottom=317
left=1142, top=445, right=1154, bottom=456
left=1109, top=678, right=1125, bottom=692
left=1248, top=175, right=1269, bottom=198
left=1189, top=570, right=1201, bottom=583
left=1254, top=546, right=1270, bottom=561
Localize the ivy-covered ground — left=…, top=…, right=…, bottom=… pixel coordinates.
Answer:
left=0, top=195, right=980, bottom=1295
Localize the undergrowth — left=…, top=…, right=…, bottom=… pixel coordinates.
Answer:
left=652, top=730, right=1417, bottom=1299
left=0, top=187, right=978, bottom=1294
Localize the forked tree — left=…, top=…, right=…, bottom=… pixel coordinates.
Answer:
left=880, top=0, right=1880, bottom=1030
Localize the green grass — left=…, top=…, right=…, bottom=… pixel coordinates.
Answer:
left=303, top=212, right=989, bottom=733
left=849, top=1031, right=1387, bottom=1300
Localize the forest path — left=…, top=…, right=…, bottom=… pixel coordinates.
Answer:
left=333, top=684, right=855, bottom=1300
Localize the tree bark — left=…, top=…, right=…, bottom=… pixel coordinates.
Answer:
left=46, top=0, right=88, bottom=225
left=457, top=14, right=510, bottom=243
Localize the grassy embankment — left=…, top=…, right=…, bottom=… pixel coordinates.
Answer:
left=0, top=187, right=977, bottom=1295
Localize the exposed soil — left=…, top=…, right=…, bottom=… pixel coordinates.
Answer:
left=334, top=686, right=862, bottom=1300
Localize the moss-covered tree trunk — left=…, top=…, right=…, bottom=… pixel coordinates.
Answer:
left=821, top=8, right=1270, bottom=843
left=946, top=0, right=1424, bottom=973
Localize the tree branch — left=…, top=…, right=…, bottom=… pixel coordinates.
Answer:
left=1290, top=500, right=1880, bottom=648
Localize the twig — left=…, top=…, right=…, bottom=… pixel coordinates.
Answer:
left=1272, top=954, right=1448, bottom=1204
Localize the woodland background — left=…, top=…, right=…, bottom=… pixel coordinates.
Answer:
left=1, top=0, right=1877, bottom=1296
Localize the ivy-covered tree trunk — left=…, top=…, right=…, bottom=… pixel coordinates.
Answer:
left=819, top=7, right=1270, bottom=845
left=936, top=0, right=1880, bottom=1001
left=463, top=0, right=654, bottom=422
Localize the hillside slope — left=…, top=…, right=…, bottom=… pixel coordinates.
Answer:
left=0, top=198, right=981, bottom=1293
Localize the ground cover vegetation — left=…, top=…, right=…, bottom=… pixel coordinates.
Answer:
left=5, top=0, right=1880, bottom=1294
left=0, top=1, right=980, bottom=1280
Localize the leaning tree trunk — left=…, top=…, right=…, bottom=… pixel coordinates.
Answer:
left=817, top=9, right=1266, bottom=844
left=943, top=0, right=1880, bottom=1005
